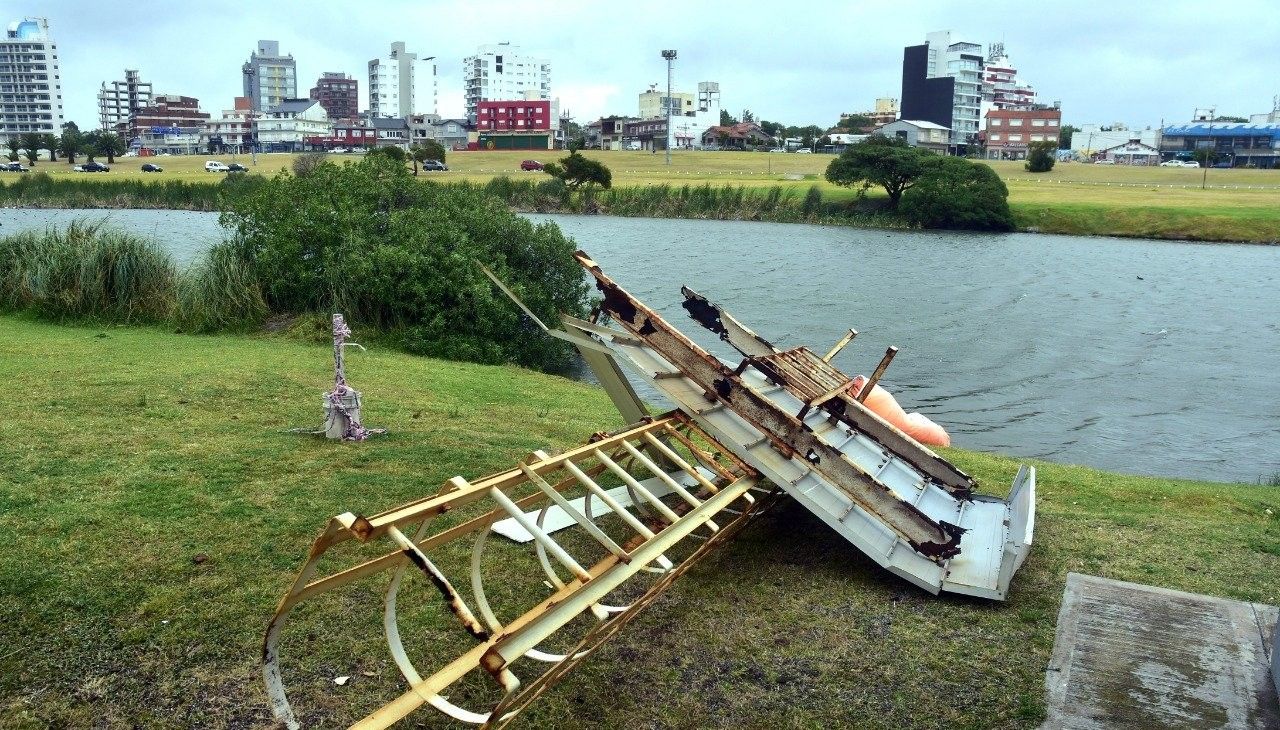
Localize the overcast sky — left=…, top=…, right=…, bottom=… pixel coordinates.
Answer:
left=43, top=0, right=1278, bottom=129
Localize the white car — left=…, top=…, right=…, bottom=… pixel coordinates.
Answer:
left=204, top=161, right=230, bottom=172
left=795, top=148, right=812, bottom=154
left=1160, top=159, right=1199, bottom=168
left=1093, top=159, right=1115, bottom=165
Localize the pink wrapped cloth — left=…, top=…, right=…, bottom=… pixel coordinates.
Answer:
left=850, top=375, right=951, bottom=447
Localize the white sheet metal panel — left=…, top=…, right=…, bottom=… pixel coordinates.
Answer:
left=490, top=470, right=707, bottom=543
left=579, top=330, right=1035, bottom=600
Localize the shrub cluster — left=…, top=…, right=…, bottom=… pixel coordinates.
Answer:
left=219, top=154, right=590, bottom=371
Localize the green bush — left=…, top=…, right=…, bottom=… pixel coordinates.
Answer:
left=0, top=220, right=176, bottom=322
left=900, top=157, right=1014, bottom=231
left=1025, top=141, right=1057, bottom=173
left=220, top=154, right=590, bottom=371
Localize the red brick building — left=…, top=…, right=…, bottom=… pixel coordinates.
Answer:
left=309, top=72, right=358, bottom=121
left=984, top=108, right=1061, bottom=160
left=306, top=117, right=378, bottom=149
left=116, top=94, right=210, bottom=140
left=475, top=99, right=551, bottom=132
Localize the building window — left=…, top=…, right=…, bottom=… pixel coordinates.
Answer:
left=1030, top=134, right=1044, bottom=142
left=990, top=133, right=1002, bottom=141
left=990, top=118, right=1002, bottom=127
left=1009, top=119, right=1023, bottom=127
left=1008, top=134, right=1023, bottom=142
left=1031, top=119, right=1046, bottom=127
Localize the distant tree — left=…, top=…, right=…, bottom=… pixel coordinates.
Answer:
left=58, top=122, right=83, bottom=163
left=292, top=151, right=329, bottom=177
left=40, top=133, right=57, bottom=161
left=839, top=114, right=874, bottom=132
left=719, top=109, right=738, bottom=126
left=1058, top=124, right=1079, bottom=150
left=4, top=138, right=18, bottom=162
left=900, top=155, right=1014, bottom=231
left=543, top=150, right=611, bottom=190
left=366, top=145, right=407, bottom=163
left=741, top=109, right=755, bottom=123
left=1191, top=148, right=1216, bottom=165
left=759, top=120, right=783, bottom=137
left=1213, top=116, right=1247, bottom=123
left=824, top=135, right=929, bottom=208
left=1025, top=141, right=1057, bottom=173
left=20, top=132, right=41, bottom=165
left=95, top=132, right=125, bottom=163
left=82, top=129, right=102, bottom=162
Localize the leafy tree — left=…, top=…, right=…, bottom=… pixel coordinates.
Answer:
left=1025, top=141, right=1057, bottom=173
left=366, top=145, right=406, bottom=163
left=824, top=135, right=929, bottom=208
left=543, top=150, right=611, bottom=190
left=58, top=122, right=83, bottom=164
left=719, top=109, right=738, bottom=126
left=759, top=120, right=783, bottom=137
left=20, top=132, right=40, bottom=165
left=741, top=109, right=755, bottom=123
left=408, top=140, right=447, bottom=174
left=218, top=153, right=590, bottom=371
left=1058, top=124, right=1079, bottom=150
left=291, top=152, right=329, bottom=177
left=82, top=130, right=103, bottom=162
left=40, top=133, right=57, bottom=162
left=899, top=156, right=1014, bottom=231
left=4, top=138, right=18, bottom=162
left=1213, top=116, right=1247, bottom=123
left=95, top=132, right=125, bottom=163
left=838, top=114, right=874, bottom=132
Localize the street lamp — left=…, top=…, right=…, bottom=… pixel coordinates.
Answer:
left=1193, top=106, right=1215, bottom=189
left=661, top=50, right=676, bottom=165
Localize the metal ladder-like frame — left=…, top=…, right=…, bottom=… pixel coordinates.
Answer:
left=263, top=413, right=775, bottom=729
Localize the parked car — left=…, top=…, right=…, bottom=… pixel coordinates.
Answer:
left=1093, top=159, right=1115, bottom=165
left=75, top=162, right=110, bottom=172
left=204, top=161, right=230, bottom=172
left=769, top=148, right=787, bottom=153
left=421, top=159, right=448, bottom=171
left=519, top=159, right=544, bottom=171
left=2, top=161, right=28, bottom=172
left=227, top=163, right=248, bottom=172
left=794, top=148, right=812, bottom=154
left=140, top=163, right=163, bottom=173
left=1160, top=159, right=1199, bottom=168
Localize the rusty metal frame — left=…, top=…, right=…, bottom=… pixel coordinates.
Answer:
left=264, top=413, right=773, bottom=729
left=577, top=251, right=967, bottom=560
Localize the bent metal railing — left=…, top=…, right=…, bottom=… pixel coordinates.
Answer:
left=264, top=413, right=773, bottom=729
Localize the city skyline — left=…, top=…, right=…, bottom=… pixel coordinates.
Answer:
left=39, top=0, right=1280, bottom=131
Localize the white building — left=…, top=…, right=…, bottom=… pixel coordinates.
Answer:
left=98, top=69, right=153, bottom=132
left=665, top=81, right=721, bottom=150
left=463, top=43, right=551, bottom=122
left=981, top=42, right=1036, bottom=116
left=638, top=86, right=695, bottom=120
left=255, top=98, right=329, bottom=152
left=1069, top=123, right=1161, bottom=157
left=0, top=18, right=63, bottom=143
left=922, top=31, right=983, bottom=147
left=368, top=41, right=436, bottom=119
left=201, top=97, right=258, bottom=153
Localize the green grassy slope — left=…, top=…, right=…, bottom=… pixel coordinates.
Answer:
left=1, top=316, right=1276, bottom=728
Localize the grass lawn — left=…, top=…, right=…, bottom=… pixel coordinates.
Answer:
left=13, top=150, right=1279, bottom=242
left=2, top=315, right=1277, bottom=728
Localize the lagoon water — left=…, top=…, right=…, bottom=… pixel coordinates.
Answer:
left=5, top=207, right=1277, bottom=484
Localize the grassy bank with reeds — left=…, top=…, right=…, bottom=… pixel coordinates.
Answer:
left=0, top=172, right=230, bottom=210
left=1, top=315, right=1276, bottom=728
left=0, top=221, right=265, bottom=332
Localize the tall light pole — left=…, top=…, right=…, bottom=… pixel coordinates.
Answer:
left=661, top=50, right=676, bottom=165
left=1193, top=106, right=1215, bottom=189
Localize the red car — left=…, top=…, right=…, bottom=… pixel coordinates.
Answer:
left=519, top=159, right=544, bottom=171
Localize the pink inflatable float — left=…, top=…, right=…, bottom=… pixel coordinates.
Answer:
left=850, top=375, right=951, bottom=447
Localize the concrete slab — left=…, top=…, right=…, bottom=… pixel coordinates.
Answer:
left=1044, top=573, right=1279, bottom=729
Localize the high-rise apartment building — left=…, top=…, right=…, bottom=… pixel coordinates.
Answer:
left=98, top=69, right=153, bottom=131
left=368, top=42, right=436, bottom=119
left=463, top=43, right=550, bottom=122
left=309, top=72, right=358, bottom=120
left=0, top=18, right=63, bottom=143
left=241, top=40, right=296, bottom=112
left=900, top=31, right=984, bottom=149
left=982, top=43, right=1036, bottom=113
